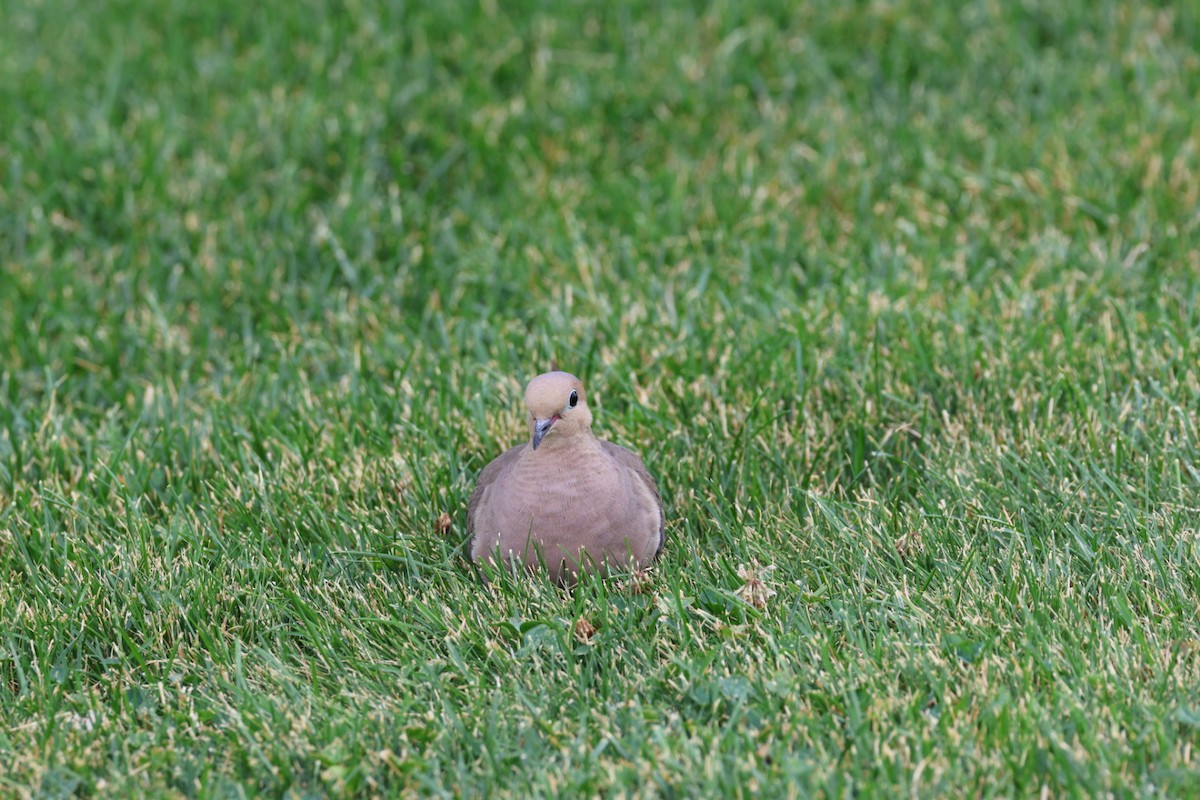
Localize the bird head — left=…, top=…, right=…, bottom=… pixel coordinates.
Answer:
left=524, top=371, right=592, bottom=450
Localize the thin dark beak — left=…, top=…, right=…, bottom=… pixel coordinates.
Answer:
left=531, top=417, right=555, bottom=450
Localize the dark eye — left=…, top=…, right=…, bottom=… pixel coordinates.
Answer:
left=568, top=390, right=579, bottom=408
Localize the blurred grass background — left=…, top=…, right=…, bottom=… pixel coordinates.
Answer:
left=2, top=0, right=1199, bottom=796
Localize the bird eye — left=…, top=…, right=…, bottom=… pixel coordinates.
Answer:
left=568, top=390, right=579, bottom=408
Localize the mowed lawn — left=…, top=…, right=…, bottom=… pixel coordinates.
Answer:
left=2, top=0, right=1199, bottom=796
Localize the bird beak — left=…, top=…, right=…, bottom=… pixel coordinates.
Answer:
left=531, top=417, right=556, bottom=450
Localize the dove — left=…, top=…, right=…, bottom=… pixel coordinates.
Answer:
left=468, top=371, right=664, bottom=583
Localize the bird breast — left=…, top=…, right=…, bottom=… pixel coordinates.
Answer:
left=480, top=444, right=650, bottom=559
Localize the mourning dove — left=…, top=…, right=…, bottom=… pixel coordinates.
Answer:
left=468, top=371, right=665, bottom=583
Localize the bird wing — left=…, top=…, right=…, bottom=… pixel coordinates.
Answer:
left=599, top=440, right=666, bottom=557
left=466, top=443, right=526, bottom=540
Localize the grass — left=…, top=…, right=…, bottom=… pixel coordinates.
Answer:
left=2, top=0, right=1199, bottom=795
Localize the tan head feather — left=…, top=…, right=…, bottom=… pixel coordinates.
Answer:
left=524, top=371, right=592, bottom=449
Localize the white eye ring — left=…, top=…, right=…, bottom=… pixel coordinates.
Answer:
left=568, top=390, right=579, bottom=408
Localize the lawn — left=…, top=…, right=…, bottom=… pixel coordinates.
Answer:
left=2, top=0, right=1199, bottom=796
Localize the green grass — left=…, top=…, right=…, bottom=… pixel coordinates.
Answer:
left=2, top=0, right=1199, bottom=795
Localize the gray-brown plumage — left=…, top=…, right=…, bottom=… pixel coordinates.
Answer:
left=468, top=371, right=665, bottom=583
